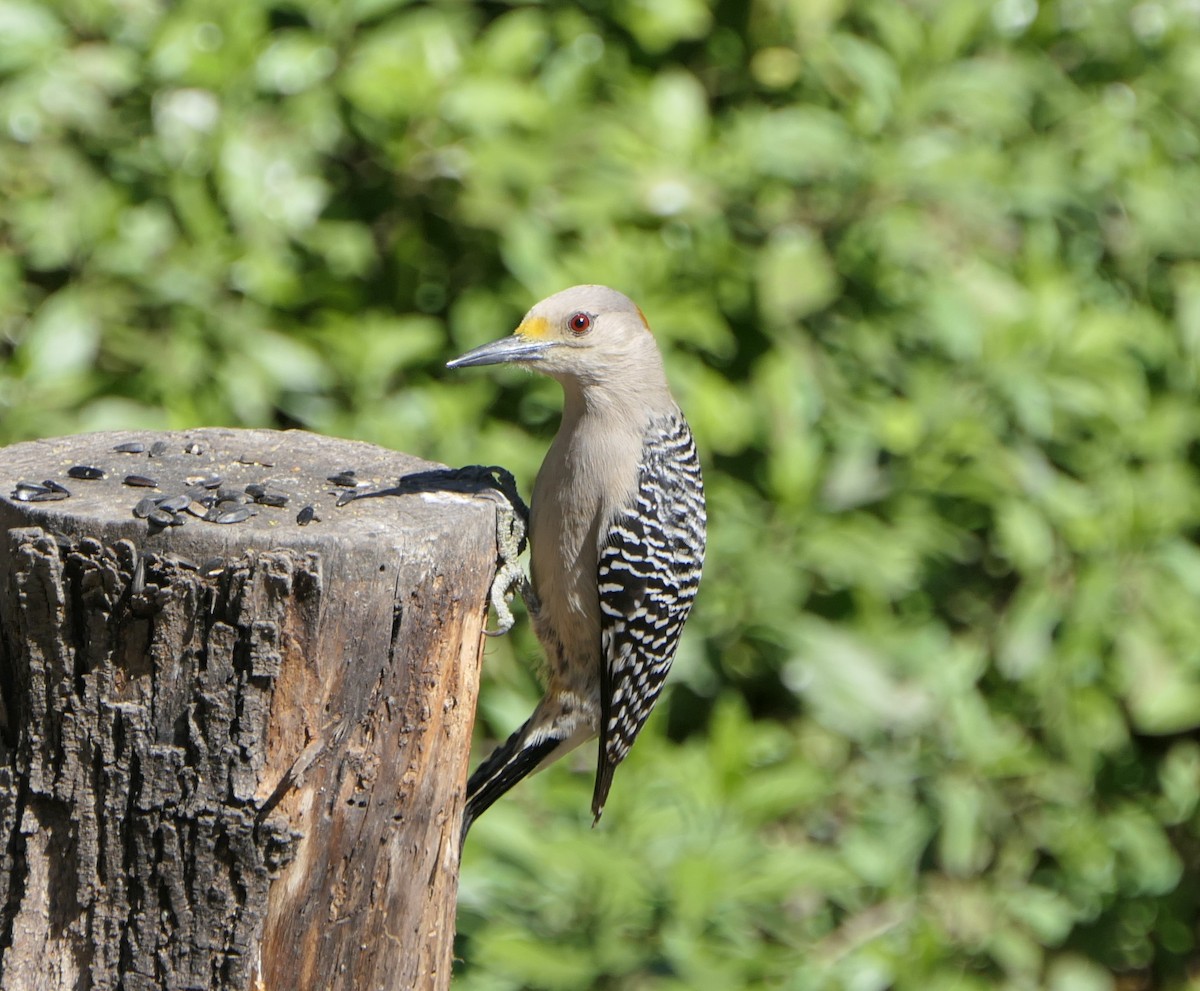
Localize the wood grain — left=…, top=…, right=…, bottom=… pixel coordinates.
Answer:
left=0, top=428, right=502, bottom=991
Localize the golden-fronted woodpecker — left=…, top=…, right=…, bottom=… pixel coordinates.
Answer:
left=448, top=285, right=707, bottom=836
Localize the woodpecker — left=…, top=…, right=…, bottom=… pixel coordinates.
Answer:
left=448, top=285, right=706, bottom=837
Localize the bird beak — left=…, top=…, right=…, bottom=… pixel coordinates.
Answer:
left=447, top=333, right=556, bottom=369
left=447, top=315, right=560, bottom=369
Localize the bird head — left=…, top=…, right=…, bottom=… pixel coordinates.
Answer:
left=447, top=285, right=665, bottom=389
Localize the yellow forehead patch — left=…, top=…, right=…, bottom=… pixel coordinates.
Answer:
left=516, top=315, right=550, bottom=339
left=634, top=305, right=652, bottom=333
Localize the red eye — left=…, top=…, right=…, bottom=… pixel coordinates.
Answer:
left=568, top=312, right=592, bottom=334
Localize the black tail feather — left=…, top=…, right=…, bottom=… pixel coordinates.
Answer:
left=590, top=736, right=616, bottom=825
left=461, top=719, right=562, bottom=843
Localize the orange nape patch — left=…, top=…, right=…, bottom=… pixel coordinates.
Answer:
left=516, top=315, right=551, bottom=339
left=634, top=305, right=652, bottom=333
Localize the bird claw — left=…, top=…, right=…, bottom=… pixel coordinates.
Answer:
left=475, top=466, right=536, bottom=636
left=484, top=567, right=529, bottom=637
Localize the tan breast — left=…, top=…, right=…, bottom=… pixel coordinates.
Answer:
left=529, top=406, right=643, bottom=692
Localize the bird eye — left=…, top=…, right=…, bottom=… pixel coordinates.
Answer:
left=568, top=312, right=592, bottom=334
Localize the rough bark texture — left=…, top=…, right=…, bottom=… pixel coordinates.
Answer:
left=0, top=428, right=501, bottom=991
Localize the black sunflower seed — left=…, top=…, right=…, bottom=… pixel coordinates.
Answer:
left=215, top=507, right=253, bottom=524
left=297, top=505, right=318, bottom=525
left=68, top=465, right=104, bottom=480
left=113, top=442, right=146, bottom=454
left=186, top=474, right=222, bottom=489
left=133, top=497, right=159, bottom=519
left=124, top=475, right=158, bottom=488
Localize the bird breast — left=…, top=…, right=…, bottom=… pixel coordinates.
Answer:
left=529, top=411, right=644, bottom=689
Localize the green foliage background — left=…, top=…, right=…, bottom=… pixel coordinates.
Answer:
left=3, top=0, right=1200, bottom=987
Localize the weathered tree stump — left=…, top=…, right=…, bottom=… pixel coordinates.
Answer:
left=0, top=428, right=503, bottom=991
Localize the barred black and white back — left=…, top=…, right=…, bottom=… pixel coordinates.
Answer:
left=593, top=411, right=706, bottom=820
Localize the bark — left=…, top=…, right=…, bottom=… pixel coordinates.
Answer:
left=0, top=428, right=501, bottom=991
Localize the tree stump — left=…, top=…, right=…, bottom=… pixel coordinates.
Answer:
left=0, top=428, right=503, bottom=991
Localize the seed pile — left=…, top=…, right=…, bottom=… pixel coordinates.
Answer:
left=11, top=479, right=70, bottom=502
left=5, top=439, right=365, bottom=532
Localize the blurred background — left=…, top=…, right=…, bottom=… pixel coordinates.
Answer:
left=3, top=0, right=1200, bottom=987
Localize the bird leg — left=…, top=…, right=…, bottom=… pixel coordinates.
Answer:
left=472, top=465, right=538, bottom=636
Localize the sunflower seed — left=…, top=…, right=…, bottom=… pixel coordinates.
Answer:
left=133, top=497, right=159, bottom=519
left=157, top=495, right=190, bottom=513
left=215, top=507, right=253, bottom=524
left=186, top=474, right=222, bottom=489
left=124, top=475, right=158, bottom=488
left=149, top=440, right=169, bottom=458
left=113, top=442, right=146, bottom=454
left=297, top=505, right=318, bottom=525
left=68, top=465, right=104, bottom=480
left=13, top=483, right=69, bottom=502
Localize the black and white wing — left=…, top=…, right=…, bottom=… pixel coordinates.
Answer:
left=592, top=412, right=706, bottom=820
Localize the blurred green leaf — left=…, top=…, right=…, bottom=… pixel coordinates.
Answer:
left=3, top=2, right=1200, bottom=987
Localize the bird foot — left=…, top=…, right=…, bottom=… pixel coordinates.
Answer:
left=469, top=466, right=537, bottom=637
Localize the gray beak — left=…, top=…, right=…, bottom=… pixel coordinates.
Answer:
left=446, top=334, right=556, bottom=369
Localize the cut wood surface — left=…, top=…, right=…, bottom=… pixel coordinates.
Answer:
left=0, top=428, right=504, bottom=991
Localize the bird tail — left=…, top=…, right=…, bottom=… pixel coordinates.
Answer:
left=461, top=700, right=594, bottom=842
left=590, top=750, right=616, bottom=825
